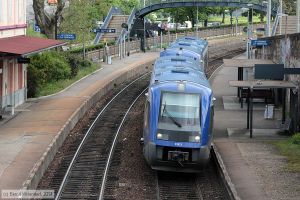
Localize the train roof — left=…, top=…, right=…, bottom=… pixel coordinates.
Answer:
left=169, top=43, right=204, bottom=54
left=176, top=37, right=208, bottom=46
left=151, top=68, right=210, bottom=88
left=154, top=62, right=203, bottom=74
left=155, top=55, right=200, bottom=67
left=160, top=48, right=201, bottom=61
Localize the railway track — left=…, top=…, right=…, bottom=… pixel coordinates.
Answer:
left=154, top=47, right=245, bottom=200
left=50, top=74, right=150, bottom=200
left=38, top=43, right=245, bottom=200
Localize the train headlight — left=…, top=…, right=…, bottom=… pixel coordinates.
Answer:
left=195, top=135, right=200, bottom=142
left=157, top=133, right=163, bottom=139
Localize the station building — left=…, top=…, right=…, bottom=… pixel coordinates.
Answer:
left=0, top=0, right=65, bottom=115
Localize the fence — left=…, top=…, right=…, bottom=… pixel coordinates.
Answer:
left=85, top=24, right=262, bottom=61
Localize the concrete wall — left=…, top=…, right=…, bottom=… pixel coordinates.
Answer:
left=256, top=33, right=300, bottom=132
left=256, top=33, right=300, bottom=84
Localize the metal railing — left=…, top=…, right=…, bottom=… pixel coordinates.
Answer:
left=86, top=24, right=264, bottom=62
left=137, top=0, right=275, bottom=8
left=94, top=7, right=123, bottom=44
left=117, top=8, right=137, bottom=44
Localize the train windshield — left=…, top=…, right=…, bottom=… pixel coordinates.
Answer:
left=157, top=92, right=201, bottom=142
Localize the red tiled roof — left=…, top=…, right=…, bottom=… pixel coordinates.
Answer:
left=0, top=36, right=67, bottom=56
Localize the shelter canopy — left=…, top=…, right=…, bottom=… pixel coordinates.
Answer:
left=0, top=36, right=66, bottom=57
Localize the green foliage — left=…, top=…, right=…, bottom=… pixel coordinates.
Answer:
left=27, top=50, right=99, bottom=97
left=28, top=51, right=71, bottom=97
left=273, top=133, right=300, bottom=172
left=36, top=61, right=100, bottom=97
left=291, top=133, right=300, bottom=145
left=65, top=53, right=81, bottom=77
left=26, top=24, right=47, bottom=38
left=68, top=41, right=115, bottom=54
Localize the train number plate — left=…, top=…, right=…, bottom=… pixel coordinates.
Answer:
left=168, top=151, right=189, bottom=162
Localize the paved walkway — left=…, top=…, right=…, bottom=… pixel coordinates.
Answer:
left=211, top=54, right=300, bottom=200
left=0, top=52, right=159, bottom=191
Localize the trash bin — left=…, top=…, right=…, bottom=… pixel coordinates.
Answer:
left=264, top=104, right=274, bottom=119
left=107, top=56, right=112, bottom=64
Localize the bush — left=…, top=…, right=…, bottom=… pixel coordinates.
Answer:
left=65, top=53, right=81, bottom=77
left=291, top=133, right=300, bottom=145
left=80, top=59, right=92, bottom=68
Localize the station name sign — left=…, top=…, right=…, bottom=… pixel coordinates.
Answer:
left=251, top=39, right=270, bottom=47
left=57, top=33, right=77, bottom=40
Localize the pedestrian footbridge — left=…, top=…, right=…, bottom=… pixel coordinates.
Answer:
left=136, top=0, right=277, bottom=18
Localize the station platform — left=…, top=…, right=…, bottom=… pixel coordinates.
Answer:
left=0, top=52, right=159, bottom=191
left=211, top=54, right=300, bottom=200
left=0, top=49, right=299, bottom=199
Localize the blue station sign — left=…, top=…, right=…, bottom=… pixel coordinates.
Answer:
left=251, top=39, right=270, bottom=47
left=57, top=33, right=77, bottom=40
left=92, top=28, right=116, bottom=33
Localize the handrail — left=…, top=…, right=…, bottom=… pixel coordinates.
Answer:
left=117, top=8, right=137, bottom=44
left=94, top=7, right=123, bottom=44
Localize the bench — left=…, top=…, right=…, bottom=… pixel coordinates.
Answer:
left=240, top=88, right=274, bottom=108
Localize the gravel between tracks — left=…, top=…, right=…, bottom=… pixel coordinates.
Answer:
left=109, top=97, right=157, bottom=200
left=237, top=142, right=300, bottom=200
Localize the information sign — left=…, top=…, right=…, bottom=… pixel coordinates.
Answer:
left=57, top=33, right=77, bottom=40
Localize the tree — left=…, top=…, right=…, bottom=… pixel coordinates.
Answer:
left=33, top=0, right=66, bottom=39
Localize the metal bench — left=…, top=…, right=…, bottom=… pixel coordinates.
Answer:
left=240, top=88, right=274, bottom=108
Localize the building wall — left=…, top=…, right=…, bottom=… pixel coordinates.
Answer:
left=0, top=59, right=26, bottom=108
left=0, top=0, right=27, bottom=38
left=0, top=0, right=27, bottom=111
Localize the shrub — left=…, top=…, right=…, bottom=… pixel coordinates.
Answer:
left=28, top=51, right=71, bottom=97
left=65, top=53, right=81, bottom=77
left=80, top=59, right=92, bottom=68
left=291, top=133, right=300, bottom=145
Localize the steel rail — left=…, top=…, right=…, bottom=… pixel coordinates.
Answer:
left=98, top=87, right=148, bottom=200
left=55, top=72, right=150, bottom=200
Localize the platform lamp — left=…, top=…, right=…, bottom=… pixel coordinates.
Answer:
left=247, top=3, right=253, bottom=38
left=241, top=7, right=250, bottom=59
left=297, top=0, right=300, bottom=32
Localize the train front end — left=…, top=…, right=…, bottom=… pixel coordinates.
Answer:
left=143, top=81, right=213, bottom=172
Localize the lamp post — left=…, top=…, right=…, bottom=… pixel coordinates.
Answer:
left=264, top=0, right=272, bottom=36
left=143, top=0, right=146, bottom=52
left=279, top=0, right=283, bottom=34
left=247, top=4, right=253, bottom=38
left=242, top=8, right=250, bottom=59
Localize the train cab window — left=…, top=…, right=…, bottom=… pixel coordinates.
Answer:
left=157, top=92, right=201, bottom=142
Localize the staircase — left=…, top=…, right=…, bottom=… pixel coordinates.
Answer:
left=276, top=16, right=298, bottom=35
left=101, top=15, right=129, bottom=42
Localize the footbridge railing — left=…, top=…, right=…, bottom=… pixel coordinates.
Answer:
left=136, top=0, right=278, bottom=18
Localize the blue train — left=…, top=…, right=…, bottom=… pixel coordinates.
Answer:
left=142, top=37, right=214, bottom=172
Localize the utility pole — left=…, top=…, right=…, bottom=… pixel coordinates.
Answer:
left=196, top=5, right=199, bottom=38
left=297, top=0, right=300, bottom=32
left=267, top=0, right=272, bottom=36
left=279, top=0, right=283, bottom=35
left=143, top=0, right=146, bottom=52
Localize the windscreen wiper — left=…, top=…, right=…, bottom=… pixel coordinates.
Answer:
left=163, top=103, right=182, bottom=128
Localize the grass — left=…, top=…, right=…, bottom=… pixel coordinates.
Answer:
left=208, top=15, right=264, bottom=25
left=272, top=133, right=300, bottom=172
left=36, top=63, right=101, bottom=97
left=26, top=24, right=47, bottom=38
